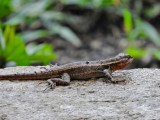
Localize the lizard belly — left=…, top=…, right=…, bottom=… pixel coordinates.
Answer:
left=70, top=71, right=105, bottom=80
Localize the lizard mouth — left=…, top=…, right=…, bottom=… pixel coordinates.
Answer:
left=127, top=57, right=133, bottom=64
left=111, top=55, right=133, bottom=71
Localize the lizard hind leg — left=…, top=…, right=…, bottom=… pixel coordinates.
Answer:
left=46, top=73, right=71, bottom=90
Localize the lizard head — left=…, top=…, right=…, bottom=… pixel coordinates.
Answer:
left=110, top=53, right=133, bottom=71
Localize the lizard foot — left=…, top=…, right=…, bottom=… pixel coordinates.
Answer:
left=47, top=79, right=57, bottom=89
left=103, top=77, right=127, bottom=84
left=43, top=79, right=57, bottom=91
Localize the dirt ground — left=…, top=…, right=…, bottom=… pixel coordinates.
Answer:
left=0, top=68, right=160, bottom=120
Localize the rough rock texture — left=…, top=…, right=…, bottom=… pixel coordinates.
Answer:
left=0, top=68, right=160, bottom=120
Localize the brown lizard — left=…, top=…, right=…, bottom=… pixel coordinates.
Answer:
left=0, top=53, right=133, bottom=89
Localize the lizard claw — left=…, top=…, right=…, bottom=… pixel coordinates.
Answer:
left=43, top=80, right=56, bottom=91
left=103, top=77, right=127, bottom=84
left=47, top=79, right=56, bottom=89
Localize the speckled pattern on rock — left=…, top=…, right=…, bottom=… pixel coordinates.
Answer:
left=0, top=69, right=160, bottom=120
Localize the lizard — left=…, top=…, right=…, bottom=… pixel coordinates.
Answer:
left=0, top=53, right=133, bottom=89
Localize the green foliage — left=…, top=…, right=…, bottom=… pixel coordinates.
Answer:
left=5, top=0, right=82, bottom=47
left=61, top=0, right=115, bottom=8
left=60, top=0, right=160, bottom=60
left=122, top=8, right=132, bottom=33
left=144, top=4, right=160, bottom=18
left=0, top=0, right=13, bottom=18
left=125, top=47, right=147, bottom=58
left=127, top=19, right=160, bottom=46
left=70, top=0, right=160, bottom=60
left=0, top=25, right=57, bottom=67
left=1, top=0, right=160, bottom=63
left=153, top=51, right=160, bottom=61
left=120, top=1, right=160, bottom=59
left=21, top=30, right=49, bottom=42
left=26, top=43, right=57, bottom=65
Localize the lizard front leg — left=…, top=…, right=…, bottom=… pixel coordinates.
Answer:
left=47, top=73, right=70, bottom=89
left=103, top=67, right=125, bottom=83
left=103, top=67, right=114, bottom=83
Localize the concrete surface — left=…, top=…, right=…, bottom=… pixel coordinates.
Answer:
left=0, top=68, right=160, bottom=120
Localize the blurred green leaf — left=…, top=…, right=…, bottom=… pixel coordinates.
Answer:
left=96, top=0, right=115, bottom=8
left=6, top=14, right=25, bottom=25
left=0, top=28, right=5, bottom=52
left=21, top=30, right=49, bottom=42
left=125, top=47, right=147, bottom=58
left=78, top=0, right=92, bottom=7
left=4, top=25, right=16, bottom=43
left=140, top=22, right=160, bottom=47
left=61, top=0, right=114, bottom=8
left=2, top=26, right=30, bottom=66
left=6, top=0, right=51, bottom=25
left=41, top=11, right=65, bottom=22
left=18, top=0, right=50, bottom=17
left=127, top=19, right=160, bottom=47
left=122, top=8, right=132, bottom=33
left=54, top=25, right=82, bottom=47
left=145, top=4, right=160, bottom=18
left=153, top=50, right=160, bottom=60
left=44, top=20, right=82, bottom=47
left=4, top=35, right=30, bottom=66
left=0, top=0, right=13, bottom=18
left=127, top=28, right=139, bottom=41
left=41, top=11, right=75, bottom=23
left=0, top=25, right=57, bottom=67
left=26, top=43, right=57, bottom=64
